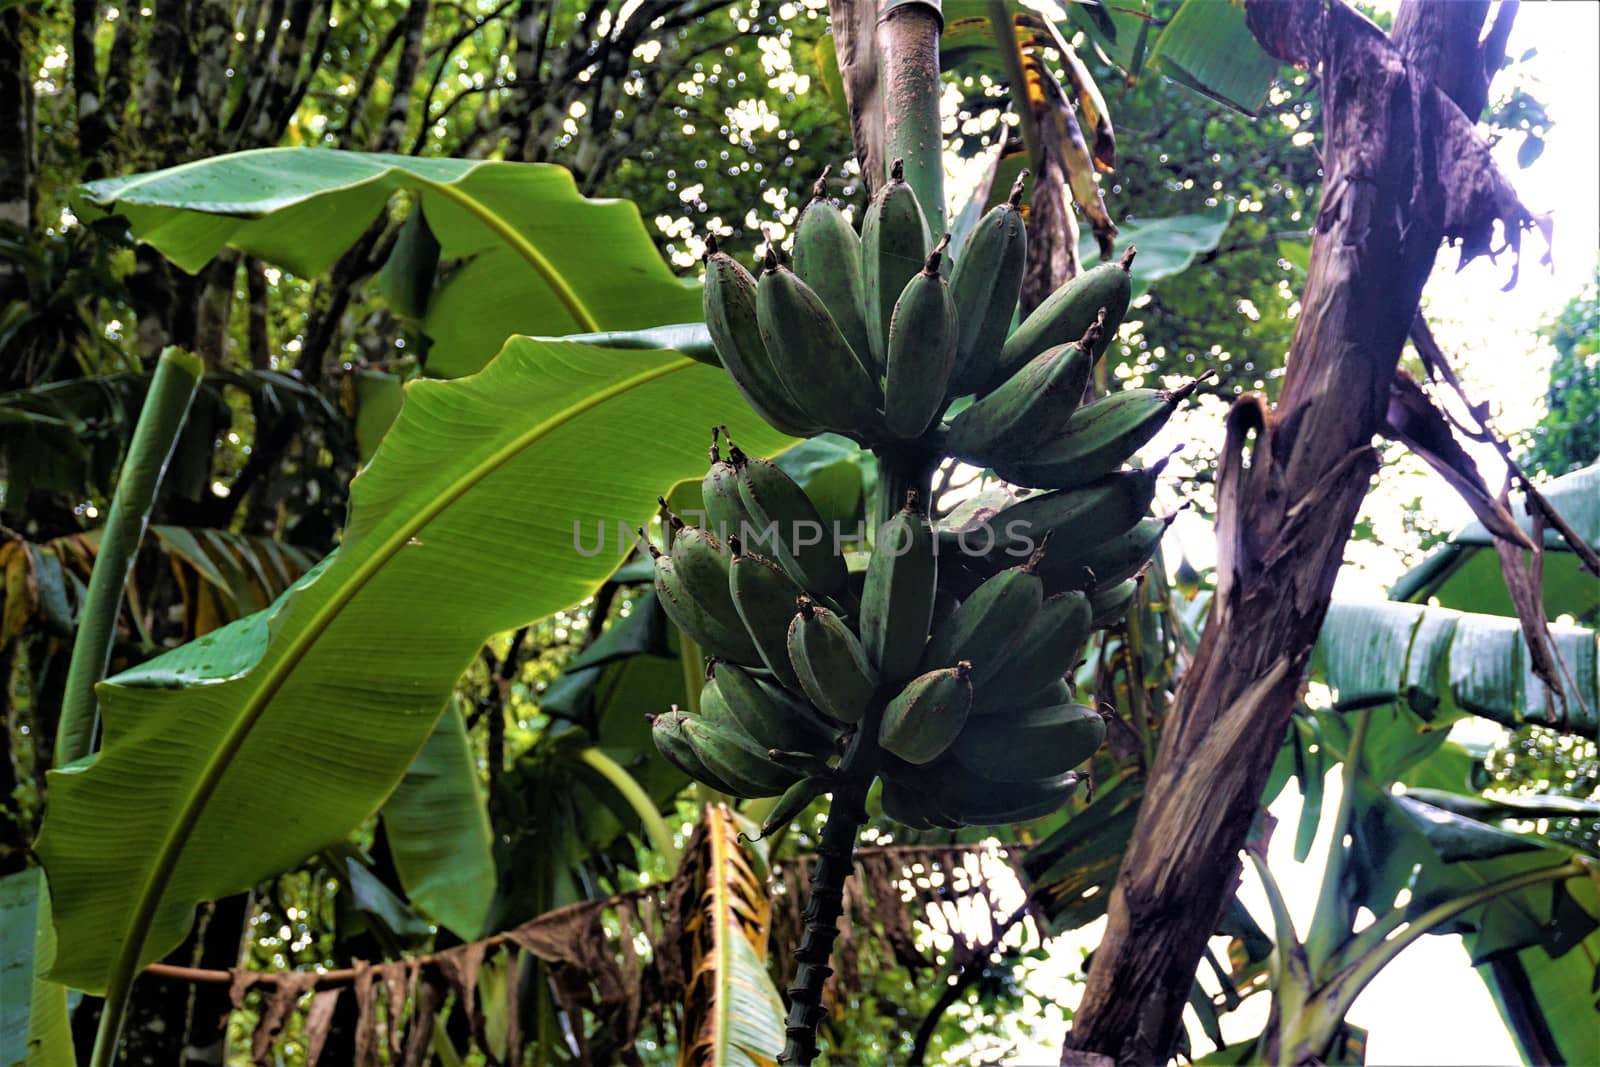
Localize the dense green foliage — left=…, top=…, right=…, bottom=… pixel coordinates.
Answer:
left=1522, top=267, right=1600, bottom=478
left=3, top=1, right=1594, bottom=1064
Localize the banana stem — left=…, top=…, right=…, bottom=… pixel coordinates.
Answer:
left=777, top=767, right=870, bottom=1064
left=61, top=346, right=203, bottom=767
left=1305, top=709, right=1369, bottom=975
left=878, top=0, right=947, bottom=235
left=874, top=446, right=940, bottom=527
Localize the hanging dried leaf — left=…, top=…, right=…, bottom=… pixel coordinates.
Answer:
left=676, top=804, right=785, bottom=1067
left=1020, top=50, right=1116, bottom=261
left=382, top=962, right=409, bottom=1061
left=353, top=960, right=379, bottom=1067
left=249, top=973, right=315, bottom=1064
left=302, top=988, right=342, bottom=1067
left=1384, top=370, right=1530, bottom=549
left=432, top=940, right=487, bottom=1048
left=1057, top=42, right=1116, bottom=174
left=401, top=976, right=438, bottom=1067
left=1021, top=146, right=1082, bottom=313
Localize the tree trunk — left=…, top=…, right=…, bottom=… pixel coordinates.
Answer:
left=0, top=6, right=34, bottom=273
left=1063, top=2, right=1532, bottom=1062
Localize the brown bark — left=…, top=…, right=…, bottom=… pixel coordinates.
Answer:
left=1063, top=2, right=1535, bottom=1062
left=828, top=0, right=885, bottom=193
left=73, top=0, right=113, bottom=177
left=0, top=6, right=33, bottom=240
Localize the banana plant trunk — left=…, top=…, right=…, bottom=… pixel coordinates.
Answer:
left=1062, top=2, right=1515, bottom=1062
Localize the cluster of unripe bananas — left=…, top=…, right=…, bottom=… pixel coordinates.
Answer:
left=648, top=160, right=1201, bottom=831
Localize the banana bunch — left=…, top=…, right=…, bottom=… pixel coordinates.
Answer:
left=656, top=162, right=1205, bottom=831
left=650, top=445, right=1115, bottom=830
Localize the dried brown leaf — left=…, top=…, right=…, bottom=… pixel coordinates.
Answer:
left=302, top=988, right=342, bottom=1067
left=1383, top=369, right=1532, bottom=549
left=353, top=960, right=378, bottom=1067
left=250, top=973, right=315, bottom=1064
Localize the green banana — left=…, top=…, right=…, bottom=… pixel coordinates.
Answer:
left=918, top=545, right=1046, bottom=676
left=649, top=541, right=762, bottom=665
left=728, top=537, right=807, bottom=691
left=948, top=173, right=1028, bottom=396
left=951, top=703, right=1105, bottom=783
left=879, top=777, right=936, bottom=831
left=660, top=503, right=784, bottom=638
left=681, top=715, right=802, bottom=797
left=1089, top=578, right=1139, bottom=628
left=793, top=166, right=874, bottom=365
left=731, top=445, right=849, bottom=598
left=987, top=377, right=1206, bottom=491
left=963, top=462, right=1168, bottom=568
left=878, top=662, right=974, bottom=765
left=945, top=313, right=1102, bottom=460
left=757, top=776, right=829, bottom=839
left=929, top=586, right=959, bottom=634
left=859, top=495, right=937, bottom=685
left=971, top=590, right=1091, bottom=693
left=862, top=159, right=931, bottom=375
left=702, top=240, right=817, bottom=435
left=884, top=234, right=958, bottom=439
left=787, top=596, right=878, bottom=725
left=755, top=244, right=883, bottom=438
left=974, top=677, right=1073, bottom=717
left=702, top=428, right=756, bottom=544
left=1046, top=513, right=1175, bottom=592
left=651, top=710, right=750, bottom=797
left=932, top=765, right=1080, bottom=826
left=706, top=659, right=840, bottom=754
left=990, top=246, right=1135, bottom=390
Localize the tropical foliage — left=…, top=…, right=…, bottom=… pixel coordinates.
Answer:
left=2, top=0, right=1594, bottom=1064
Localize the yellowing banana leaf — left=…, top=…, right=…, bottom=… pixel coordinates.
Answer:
left=34, top=337, right=796, bottom=999
left=379, top=700, right=496, bottom=940
left=677, top=805, right=785, bottom=1067
left=74, top=150, right=702, bottom=378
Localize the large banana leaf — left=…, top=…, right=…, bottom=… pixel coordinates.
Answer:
left=677, top=805, right=785, bottom=1067
left=1315, top=600, right=1598, bottom=736
left=1390, top=461, right=1600, bottom=625
left=34, top=337, right=795, bottom=997
left=74, top=150, right=702, bottom=378
left=379, top=700, right=496, bottom=940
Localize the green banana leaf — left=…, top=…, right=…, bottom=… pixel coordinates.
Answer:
left=540, top=588, right=690, bottom=803
left=1148, top=0, right=1279, bottom=116
left=1484, top=934, right=1600, bottom=1065
left=379, top=700, right=496, bottom=940
left=1079, top=203, right=1235, bottom=299
left=1345, top=784, right=1591, bottom=965
left=1, top=870, right=73, bottom=1067
left=34, top=336, right=796, bottom=997
left=1315, top=599, right=1598, bottom=736
left=1390, top=462, right=1600, bottom=625
left=73, top=149, right=702, bottom=378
